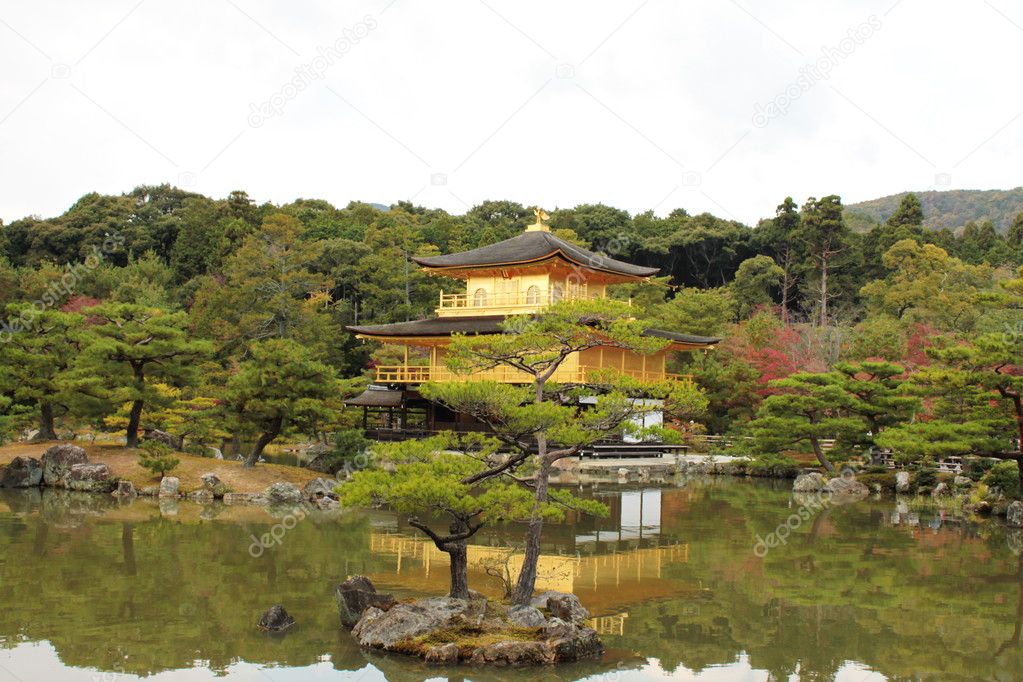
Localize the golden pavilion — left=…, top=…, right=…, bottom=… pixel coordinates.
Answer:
left=346, top=209, right=719, bottom=439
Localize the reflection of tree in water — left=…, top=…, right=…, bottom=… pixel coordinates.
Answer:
left=0, top=494, right=389, bottom=676
left=1, top=483, right=1022, bottom=681
left=606, top=482, right=1023, bottom=681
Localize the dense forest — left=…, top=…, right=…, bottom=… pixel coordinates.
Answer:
left=0, top=186, right=1021, bottom=486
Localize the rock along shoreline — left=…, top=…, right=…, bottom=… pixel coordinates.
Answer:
left=0, top=444, right=342, bottom=510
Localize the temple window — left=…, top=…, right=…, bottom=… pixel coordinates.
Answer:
left=525, top=285, right=540, bottom=305
left=473, top=288, right=488, bottom=307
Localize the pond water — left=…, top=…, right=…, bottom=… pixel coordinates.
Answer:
left=0, top=479, right=1020, bottom=681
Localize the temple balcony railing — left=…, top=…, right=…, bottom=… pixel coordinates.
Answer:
left=373, top=364, right=692, bottom=385
left=436, top=289, right=629, bottom=317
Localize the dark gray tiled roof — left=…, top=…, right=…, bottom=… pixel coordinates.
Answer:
left=345, top=387, right=404, bottom=407
left=413, top=230, right=659, bottom=278
left=348, top=316, right=720, bottom=346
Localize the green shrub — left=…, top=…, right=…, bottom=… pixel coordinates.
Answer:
left=913, top=468, right=937, bottom=492
left=747, top=452, right=799, bottom=479
left=982, top=461, right=1021, bottom=499
left=137, top=441, right=180, bottom=478
left=309, top=429, right=370, bottom=476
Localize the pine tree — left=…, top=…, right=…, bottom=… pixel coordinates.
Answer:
left=340, top=433, right=601, bottom=599
left=0, top=306, right=83, bottom=439
left=226, top=339, right=338, bottom=467
left=422, top=298, right=708, bottom=604
left=799, top=196, right=849, bottom=326
left=75, top=304, right=210, bottom=448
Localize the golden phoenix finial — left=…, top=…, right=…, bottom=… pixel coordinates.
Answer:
left=533, top=207, right=549, bottom=225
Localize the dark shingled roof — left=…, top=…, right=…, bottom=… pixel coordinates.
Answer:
left=412, top=230, right=659, bottom=278
left=345, top=387, right=404, bottom=407
left=348, top=316, right=721, bottom=346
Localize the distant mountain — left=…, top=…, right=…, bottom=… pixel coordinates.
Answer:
left=845, top=188, right=1023, bottom=234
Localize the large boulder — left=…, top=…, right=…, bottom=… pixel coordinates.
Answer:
left=41, top=444, right=88, bottom=488
left=336, top=575, right=396, bottom=628
left=256, top=605, right=295, bottom=632
left=542, top=618, right=604, bottom=662
left=353, top=597, right=477, bottom=649
left=314, top=496, right=340, bottom=510
left=824, top=475, right=869, bottom=499
left=200, top=473, right=229, bottom=498
left=263, top=481, right=303, bottom=505
left=507, top=604, right=546, bottom=627
left=1008, top=501, right=1023, bottom=529
left=142, top=428, right=181, bottom=450
left=159, top=476, right=180, bottom=498
left=112, top=480, right=137, bottom=498
left=302, top=477, right=339, bottom=503
left=895, top=471, right=911, bottom=493
left=67, top=463, right=115, bottom=493
left=793, top=472, right=826, bottom=492
left=0, top=456, right=42, bottom=488
left=530, top=591, right=589, bottom=623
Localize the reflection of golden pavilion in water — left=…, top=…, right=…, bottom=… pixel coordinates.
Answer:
left=365, top=489, right=699, bottom=634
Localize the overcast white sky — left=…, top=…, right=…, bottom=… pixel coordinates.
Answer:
left=1, top=0, right=1021, bottom=226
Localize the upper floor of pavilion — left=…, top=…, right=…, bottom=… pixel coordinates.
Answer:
left=414, top=209, right=658, bottom=318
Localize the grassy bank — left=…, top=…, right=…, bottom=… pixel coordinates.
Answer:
left=0, top=441, right=321, bottom=494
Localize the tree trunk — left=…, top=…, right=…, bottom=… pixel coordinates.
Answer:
left=810, top=436, right=835, bottom=474
left=512, top=453, right=552, bottom=605
left=447, top=542, right=470, bottom=600
left=244, top=426, right=279, bottom=468
left=819, top=256, right=828, bottom=327
left=37, top=403, right=57, bottom=441
left=781, top=268, right=790, bottom=324
left=125, top=399, right=144, bottom=449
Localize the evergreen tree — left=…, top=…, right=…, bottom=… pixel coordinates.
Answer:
left=799, top=196, right=849, bottom=326
left=75, top=304, right=210, bottom=448
left=731, top=255, right=784, bottom=320
left=226, top=339, right=338, bottom=467
left=752, top=372, right=865, bottom=473
left=340, top=433, right=600, bottom=599
left=0, top=306, right=83, bottom=439
left=423, top=299, right=708, bottom=604
left=886, top=193, right=924, bottom=228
